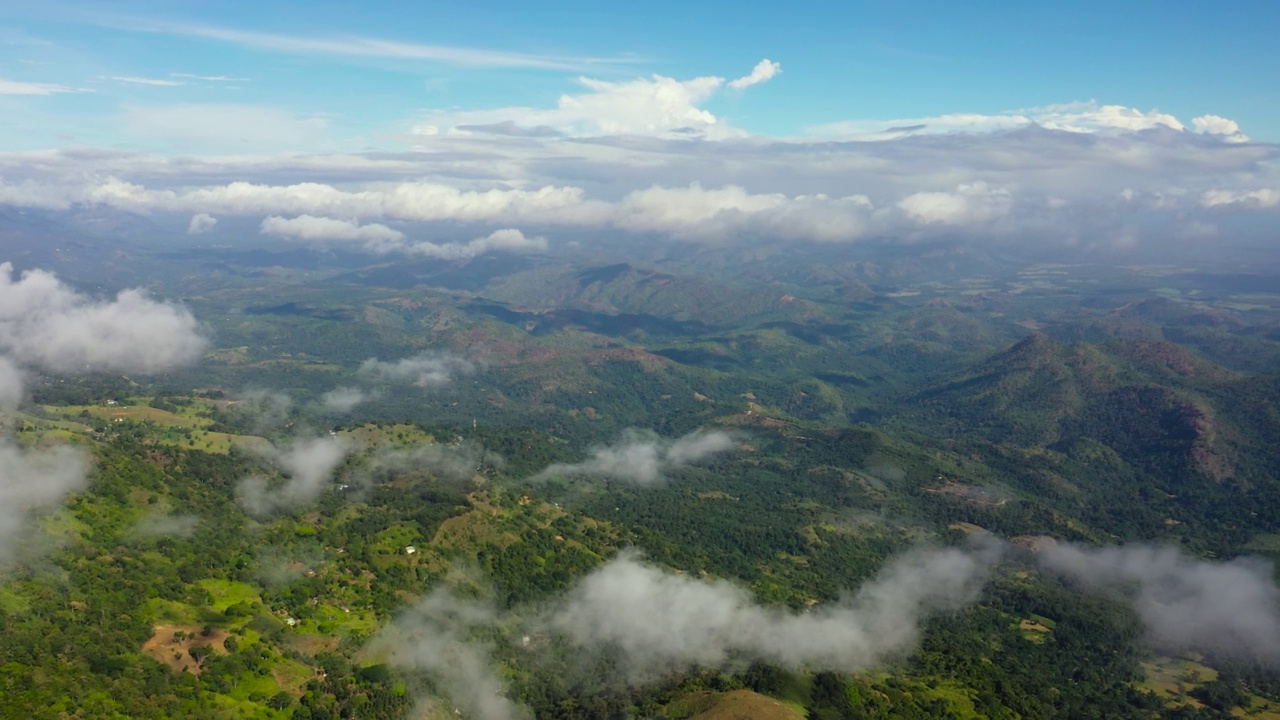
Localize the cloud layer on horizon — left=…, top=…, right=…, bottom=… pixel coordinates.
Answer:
left=0, top=56, right=1277, bottom=258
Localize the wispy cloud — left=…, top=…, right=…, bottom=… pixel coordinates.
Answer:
left=109, top=75, right=184, bottom=87
left=532, top=429, right=738, bottom=485
left=125, top=20, right=632, bottom=71
left=0, top=78, right=80, bottom=95
left=170, top=73, right=249, bottom=82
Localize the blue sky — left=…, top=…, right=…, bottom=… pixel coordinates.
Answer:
left=2, top=0, right=1278, bottom=149
left=0, top=0, right=1276, bottom=256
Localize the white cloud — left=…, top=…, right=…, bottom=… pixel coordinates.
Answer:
left=134, top=20, right=629, bottom=71
left=549, top=544, right=1001, bottom=677
left=613, top=184, right=876, bottom=241
left=1192, top=114, right=1249, bottom=142
left=319, top=386, right=371, bottom=413
left=1035, top=102, right=1184, bottom=132
left=237, top=435, right=354, bottom=517
left=534, top=429, right=737, bottom=485
left=110, top=76, right=184, bottom=87
left=370, top=589, right=527, bottom=720
left=0, top=356, right=24, bottom=411
left=0, top=262, right=207, bottom=374
left=1201, top=188, right=1280, bottom=208
left=169, top=73, right=250, bottom=82
left=1041, top=544, right=1280, bottom=664
left=0, top=440, right=90, bottom=562
left=811, top=100, right=1196, bottom=138
left=0, top=78, right=79, bottom=95
left=260, top=214, right=403, bottom=243
left=0, top=88, right=1274, bottom=253
left=728, top=59, right=781, bottom=90
left=402, top=228, right=547, bottom=259
left=898, top=182, right=1012, bottom=225
left=424, top=62, right=784, bottom=138
left=358, top=352, right=475, bottom=387
left=187, top=212, right=217, bottom=234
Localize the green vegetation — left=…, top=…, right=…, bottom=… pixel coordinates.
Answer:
left=5, top=245, right=1280, bottom=718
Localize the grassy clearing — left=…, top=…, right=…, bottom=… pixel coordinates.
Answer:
left=918, top=680, right=982, bottom=718
left=198, top=579, right=263, bottom=613
left=668, top=690, right=802, bottom=720
left=145, top=598, right=202, bottom=625
left=1140, top=656, right=1217, bottom=709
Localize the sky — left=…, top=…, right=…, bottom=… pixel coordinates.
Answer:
left=0, top=0, right=1277, bottom=256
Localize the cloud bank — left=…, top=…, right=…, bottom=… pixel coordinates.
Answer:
left=1040, top=543, right=1280, bottom=665
left=533, top=428, right=737, bottom=485
left=376, top=542, right=1000, bottom=717
left=550, top=545, right=1000, bottom=677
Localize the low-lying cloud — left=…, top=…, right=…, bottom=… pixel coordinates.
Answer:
left=187, top=212, right=217, bottom=234
left=319, top=386, right=374, bottom=413
left=1040, top=543, right=1280, bottom=665
left=358, top=352, right=475, bottom=387
left=375, top=541, right=1001, bottom=718
left=237, top=435, right=354, bottom=517
left=0, top=356, right=23, bottom=411
left=533, top=428, right=737, bottom=485
left=0, top=262, right=207, bottom=377
left=371, top=588, right=529, bottom=720
left=0, top=440, right=90, bottom=562
left=359, top=441, right=485, bottom=484
left=550, top=544, right=1001, bottom=677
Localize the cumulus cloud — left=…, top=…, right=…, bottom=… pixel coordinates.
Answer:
left=417, top=61, right=780, bottom=139
left=370, top=588, right=529, bottom=720
left=0, top=85, right=1273, bottom=253
left=358, top=352, right=475, bottom=387
left=0, top=440, right=90, bottom=562
left=0, top=264, right=205, bottom=559
left=898, top=182, right=1012, bottom=225
left=1201, top=188, right=1280, bottom=208
left=0, top=262, right=207, bottom=374
left=187, top=212, right=217, bottom=234
left=402, top=228, right=547, bottom=259
left=549, top=544, right=1001, bottom=678
left=237, top=435, right=354, bottom=517
left=728, top=59, right=781, bottom=90
left=1192, top=114, right=1249, bottom=142
left=534, top=429, right=736, bottom=485
left=260, top=214, right=404, bottom=243
left=319, top=386, right=372, bottom=413
left=1040, top=543, right=1280, bottom=665
left=614, top=184, right=878, bottom=241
